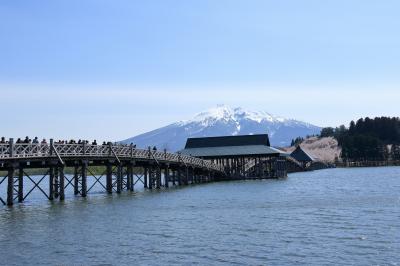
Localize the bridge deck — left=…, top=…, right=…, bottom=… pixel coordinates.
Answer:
left=0, top=142, right=223, bottom=172
left=0, top=138, right=292, bottom=207
left=0, top=139, right=227, bottom=206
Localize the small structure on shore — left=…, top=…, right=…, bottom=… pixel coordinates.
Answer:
left=290, top=145, right=315, bottom=167
left=180, top=134, right=287, bottom=179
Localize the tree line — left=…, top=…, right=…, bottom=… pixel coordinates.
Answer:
left=320, top=117, right=400, bottom=161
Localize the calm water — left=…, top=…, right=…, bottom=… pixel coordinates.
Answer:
left=0, top=167, right=399, bottom=265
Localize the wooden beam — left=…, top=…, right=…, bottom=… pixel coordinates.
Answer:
left=7, top=166, right=14, bottom=206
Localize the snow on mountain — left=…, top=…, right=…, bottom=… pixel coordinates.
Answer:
left=121, top=105, right=322, bottom=151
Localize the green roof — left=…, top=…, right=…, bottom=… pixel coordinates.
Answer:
left=185, top=134, right=270, bottom=148
left=180, top=145, right=282, bottom=157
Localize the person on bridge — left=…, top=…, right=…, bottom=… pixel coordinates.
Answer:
left=92, top=140, right=97, bottom=145
left=41, top=139, right=47, bottom=144
left=0, top=137, right=5, bottom=144
left=32, top=137, right=39, bottom=144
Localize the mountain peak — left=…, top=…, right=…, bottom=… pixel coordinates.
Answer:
left=192, top=105, right=235, bottom=122
left=122, top=105, right=321, bottom=151
left=184, top=105, right=287, bottom=125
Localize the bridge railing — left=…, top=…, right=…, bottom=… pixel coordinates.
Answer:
left=0, top=142, right=223, bottom=172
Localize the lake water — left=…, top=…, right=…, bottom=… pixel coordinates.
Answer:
left=0, top=167, right=399, bottom=265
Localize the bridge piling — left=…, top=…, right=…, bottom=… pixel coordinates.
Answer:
left=7, top=166, right=14, bottom=206
left=106, top=163, right=113, bottom=194
left=18, top=167, right=23, bottom=203
left=172, top=170, right=176, bottom=186
left=177, top=168, right=182, bottom=186
left=127, top=164, right=133, bottom=191
left=49, top=166, right=54, bottom=200
left=164, top=166, right=169, bottom=188
left=156, top=167, right=161, bottom=189
left=81, top=161, right=87, bottom=197
left=144, top=167, right=148, bottom=188
left=73, top=165, right=79, bottom=195
left=54, top=167, right=59, bottom=199
left=185, top=167, right=189, bottom=186
left=59, top=166, right=65, bottom=201
left=116, top=165, right=122, bottom=194
left=49, top=139, right=55, bottom=200
left=149, top=167, right=153, bottom=189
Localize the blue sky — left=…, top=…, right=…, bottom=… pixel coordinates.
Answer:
left=1, top=0, right=399, bottom=141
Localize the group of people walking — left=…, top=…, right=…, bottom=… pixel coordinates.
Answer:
left=0, top=136, right=45, bottom=144
left=0, top=136, right=139, bottom=149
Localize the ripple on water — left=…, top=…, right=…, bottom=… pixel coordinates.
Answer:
left=0, top=168, right=400, bottom=265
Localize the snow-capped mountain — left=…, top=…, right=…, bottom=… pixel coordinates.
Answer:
left=121, top=105, right=321, bottom=151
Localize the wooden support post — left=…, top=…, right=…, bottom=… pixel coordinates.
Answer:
left=49, top=166, right=54, bottom=200
left=117, top=165, right=122, bottom=194
left=242, top=157, right=245, bottom=177
left=81, top=162, right=87, bottom=197
left=126, top=165, right=131, bottom=191
left=132, top=162, right=136, bottom=191
left=148, top=166, right=153, bottom=189
left=54, top=167, right=59, bottom=199
left=7, top=166, right=14, bottom=206
left=185, top=167, right=189, bottom=185
left=177, top=168, right=182, bottom=186
left=127, top=164, right=133, bottom=191
left=187, top=168, right=191, bottom=184
left=271, top=159, right=274, bottom=178
left=106, top=163, right=113, bottom=194
left=144, top=167, right=148, bottom=188
left=59, top=166, right=65, bottom=201
left=235, top=158, right=238, bottom=177
left=74, top=165, right=79, bottom=195
left=164, top=166, right=169, bottom=188
left=156, top=167, right=161, bottom=189
left=18, top=167, right=23, bottom=203
left=261, top=157, right=264, bottom=179
left=171, top=170, right=175, bottom=186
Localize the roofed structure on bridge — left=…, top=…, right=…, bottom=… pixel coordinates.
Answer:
left=290, top=145, right=315, bottom=163
left=180, top=134, right=282, bottom=158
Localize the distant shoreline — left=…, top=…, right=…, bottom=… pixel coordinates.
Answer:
left=336, top=160, right=400, bottom=168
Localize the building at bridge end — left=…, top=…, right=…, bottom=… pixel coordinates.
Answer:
left=180, top=134, right=288, bottom=179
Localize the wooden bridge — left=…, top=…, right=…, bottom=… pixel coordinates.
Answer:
left=0, top=138, right=225, bottom=206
